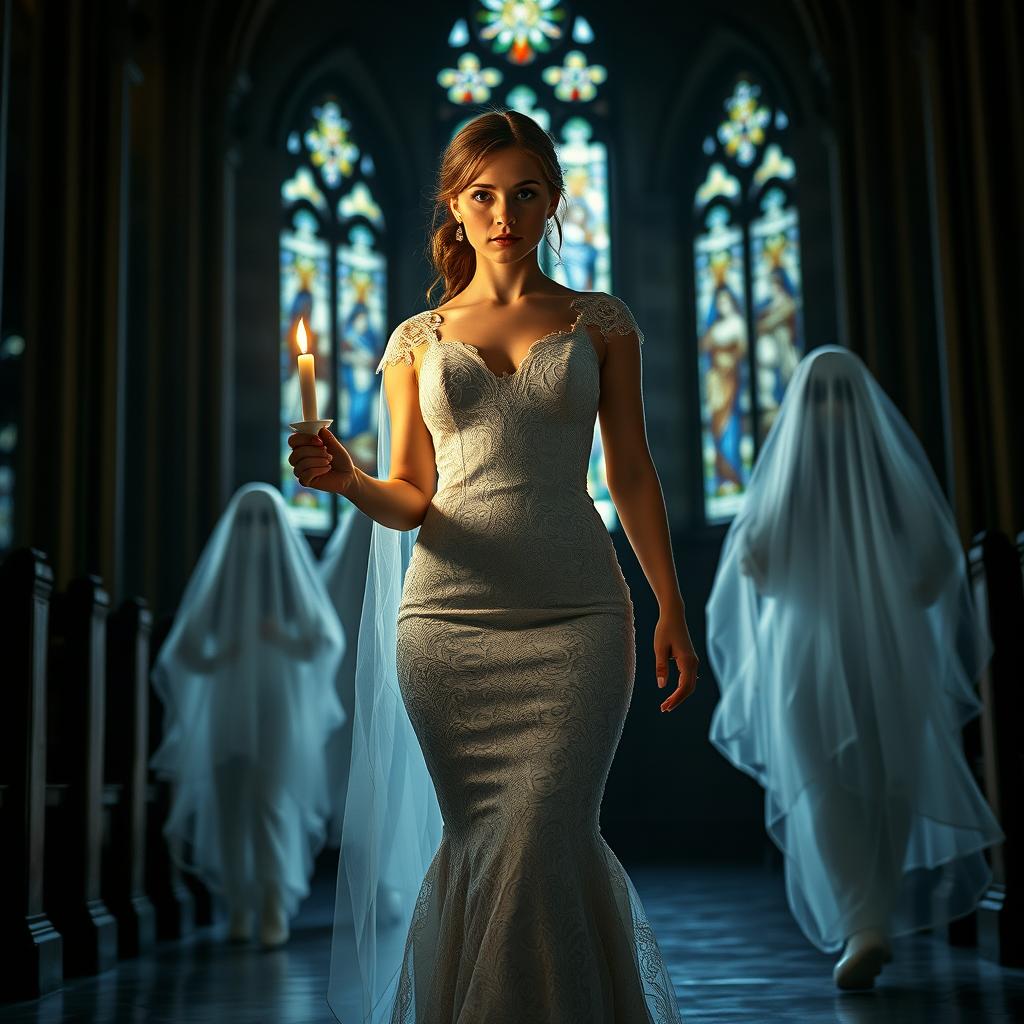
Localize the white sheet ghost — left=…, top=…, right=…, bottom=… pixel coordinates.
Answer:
left=706, top=346, right=1003, bottom=958
left=150, top=482, right=346, bottom=939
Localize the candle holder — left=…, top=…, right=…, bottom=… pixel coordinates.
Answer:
left=289, top=417, right=334, bottom=436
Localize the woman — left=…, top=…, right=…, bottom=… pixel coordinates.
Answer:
left=698, top=284, right=748, bottom=494
left=754, top=266, right=800, bottom=437
left=705, top=347, right=1003, bottom=990
left=289, top=110, right=696, bottom=1023
left=150, top=483, right=347, bottom=948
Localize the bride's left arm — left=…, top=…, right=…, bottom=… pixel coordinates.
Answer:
left=597, top=328, right=698, bottom=713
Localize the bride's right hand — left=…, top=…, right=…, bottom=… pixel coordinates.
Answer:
left=288, top=427, right=357, bottom=496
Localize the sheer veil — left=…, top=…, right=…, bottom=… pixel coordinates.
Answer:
left=150, top=482, right=346, bottom=918
left=328, top=379, right=444, bottom=1022
left=705, top=345, right=1003, bottom=951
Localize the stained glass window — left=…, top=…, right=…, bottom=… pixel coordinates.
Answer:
left=542, top=117, right=610, bottom=293
left=694, top=75, right=804, bottom=522
left=437, top=4, right=620, bottom=529
left=280, top=98, right=387, bottom=533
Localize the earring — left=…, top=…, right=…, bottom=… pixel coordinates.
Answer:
left=455, top=223, right=464, bottom=242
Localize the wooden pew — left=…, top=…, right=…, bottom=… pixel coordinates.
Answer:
left=967, top=529, right=1024, bottom=966
left=0, top=549, right=63, bottom=998
left=144, top=612, right=195, bottom=940
left=44, top=575, right=118, bottom=976
left=102, top=598, right=156, bottom=956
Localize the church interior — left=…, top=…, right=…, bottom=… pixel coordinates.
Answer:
left=1, top=0, right=1023, bottom=1020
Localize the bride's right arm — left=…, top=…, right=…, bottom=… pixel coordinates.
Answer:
left=346, top=357, right=437, bottom=531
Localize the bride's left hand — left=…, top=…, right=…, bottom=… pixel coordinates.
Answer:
left=654, top=603, right=699, bottom=713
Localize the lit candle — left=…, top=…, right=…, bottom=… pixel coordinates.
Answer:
left=296, top=319, right=318, bottom=421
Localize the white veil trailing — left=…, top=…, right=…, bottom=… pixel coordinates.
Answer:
left=705, top=346, right=1003, bottom=951
left=328, top=380, right=444, bottom=1023
left=318, top=504, right=374, bottom=847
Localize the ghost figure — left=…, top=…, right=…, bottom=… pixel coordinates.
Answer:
left=150, top=482, right=346, bottom=947
left=706, top=346, right=1003, bottom=990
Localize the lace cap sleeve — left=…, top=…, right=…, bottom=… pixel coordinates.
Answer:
left=375, top=314, right=433, bottom=374
left=576, top=292, right=645, bottom=346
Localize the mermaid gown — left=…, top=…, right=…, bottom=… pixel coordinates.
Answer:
left=373, top=293, right=682, bottom=1023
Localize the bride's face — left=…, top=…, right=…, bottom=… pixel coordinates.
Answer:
left=449, top=147, right=558, bottom=266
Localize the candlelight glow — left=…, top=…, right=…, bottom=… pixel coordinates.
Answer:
left=296, top=318, right=308, bottom=354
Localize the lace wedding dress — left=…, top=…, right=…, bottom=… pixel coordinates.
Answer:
left=370, top=293, right=682, bottom=1023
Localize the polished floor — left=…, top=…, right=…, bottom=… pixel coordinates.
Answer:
left=2, top=861, right=1022, bottom=1023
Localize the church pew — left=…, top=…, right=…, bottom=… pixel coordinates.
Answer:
left=144, top=612, right=196, bottom=940
left=43, top=575, right=118, bottom=976
left=101, top=598, right=156, bottom=957
left=967, top=529, right=1024, bottom=966
left=0, top=549, right=63, bottom=999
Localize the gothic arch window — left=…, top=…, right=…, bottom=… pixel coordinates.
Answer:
left=436, top=4, right=620, bottom=528
left=279, top=95, right=387, bottom=532
left=693, top=73, right=805, bottom=523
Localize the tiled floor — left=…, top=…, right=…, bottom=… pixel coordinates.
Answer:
left=2, top=862, right=1022, bottom=1023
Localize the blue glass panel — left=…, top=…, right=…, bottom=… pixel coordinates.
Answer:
left=337, top=224, right=388, bottom=485
left=694, top=206, right=753, bottom=522
left=750, top=187, right=804, bottom=442
left=279, top=211, right=333, bottom=532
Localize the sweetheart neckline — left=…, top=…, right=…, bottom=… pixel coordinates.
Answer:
left=422, top=297, right=589, bottom=381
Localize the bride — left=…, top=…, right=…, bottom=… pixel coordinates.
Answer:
left=290, top=109, right=696, bottom=1024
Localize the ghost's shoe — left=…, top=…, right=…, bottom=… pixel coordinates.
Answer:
left=833, top=928, right=892, bottom=990
left=260, top=884, right=290, bottom=948
left=227, top=907, right=253, bottom=944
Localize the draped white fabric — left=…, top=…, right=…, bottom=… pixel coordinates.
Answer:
left=150, top=482, right=347, bottom=918
left=319, top=505, right=374, bottom=847
left=706, top=346, right=1003, bottom=952
left=327, top=383, right=444, bottom=1023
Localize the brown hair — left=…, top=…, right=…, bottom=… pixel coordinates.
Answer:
left=425, top=108, right=567, bottom=307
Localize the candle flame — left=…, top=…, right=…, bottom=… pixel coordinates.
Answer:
left=297, top=319, right=308, bottom=354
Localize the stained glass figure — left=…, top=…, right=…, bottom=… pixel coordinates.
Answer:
left=542, top=117, right=610, bottom=293
left=337, top=225, right=387, bottom=474
left=693, top=74, right=804, bottom=523
left=751, top=189, right=803, bottom=441
left=695, top=208, right=752, bottom=521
